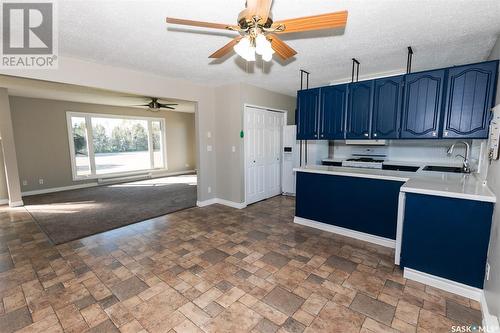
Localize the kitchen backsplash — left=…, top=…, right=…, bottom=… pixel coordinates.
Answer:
left=329, top=140, right=486, bottom=168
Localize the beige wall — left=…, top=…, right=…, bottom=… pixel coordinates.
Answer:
left=215, top=83, right=296, bottom=203
left=0, top=147, right=7, bottom=200
left=9, top=96, right=195, bottom=192
left=485, top=35, right=500, bottom=320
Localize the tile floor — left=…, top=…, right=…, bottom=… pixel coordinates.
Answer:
left=0, top=196, right=482, bottom=333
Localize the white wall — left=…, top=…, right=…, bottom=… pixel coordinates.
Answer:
left=484, top=35, right=500, bottom=321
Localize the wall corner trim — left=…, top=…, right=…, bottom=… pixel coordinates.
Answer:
left=481, top=292, right=500, bottom=332
left=294, top=216, right=396, bottom=248
left=196, top=198, right=247, bottom=209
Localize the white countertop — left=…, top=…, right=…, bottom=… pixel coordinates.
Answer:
left=294, top=164, right=496, bottom=203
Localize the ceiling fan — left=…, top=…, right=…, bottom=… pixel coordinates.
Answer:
left=166, top=0, right=347, bottom=62
left=136, top=98, right=178, bottom=111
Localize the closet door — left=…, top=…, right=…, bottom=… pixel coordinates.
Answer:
left=265, top=111, right=284, bottom=198
left=245, top=107, right=266, bottom=204
left=245, top=107, right=284, bottom=205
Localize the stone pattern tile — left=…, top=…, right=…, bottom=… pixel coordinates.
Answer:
left=0, top=196, right=482, bottom=332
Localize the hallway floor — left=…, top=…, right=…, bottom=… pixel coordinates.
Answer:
left=0, top=196, right=482, bottom=332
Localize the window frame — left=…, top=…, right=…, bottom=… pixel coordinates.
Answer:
left=66, top=111, right=168, bottom=181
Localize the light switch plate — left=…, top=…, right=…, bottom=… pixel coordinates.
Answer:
left=207, top=145, right=212, bottom=152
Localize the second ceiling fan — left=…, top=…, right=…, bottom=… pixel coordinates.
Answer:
left=166, top=0, right=348, bottom=62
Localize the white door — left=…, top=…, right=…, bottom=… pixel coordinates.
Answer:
left=245, top=108, right=266, bottom=204
left=265, top=111, right=283, bottom=197
left=245, top=107, right=284, bottom=205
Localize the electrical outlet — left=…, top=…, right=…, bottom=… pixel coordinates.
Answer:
left=207, top=131, right=212, bottom=138
left=207, top=145, right=213, bottom=152
left=207, top=186, right=212, bottom=194
left=232, top=146, right=236, bottom=153
left=22, top=180, right=27, bottom=186
left=38, top=178, right=44, bottom=185
left=486, top=262, right=491, bottom=281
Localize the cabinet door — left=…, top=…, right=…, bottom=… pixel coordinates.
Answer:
left=319, top=84, right=347, bottom=140
left=401, top=69, right=445, bottom=139
left=297, top=88, right=320, bottom=140
left=346, top=80, right=373, bottom=139
left=372, top=76, right=403, bottom=139
left=442, top=61, right=498, bottom=139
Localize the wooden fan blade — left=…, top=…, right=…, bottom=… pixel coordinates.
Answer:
left=166, top=17, right=235, bottom=30
left=273, top=11, right=348, bottom=34
left=268, top=34, right=297, bottom=60
left=209, top=36, right=243, bottom=59
left=244, top=0, right=273, bottom=22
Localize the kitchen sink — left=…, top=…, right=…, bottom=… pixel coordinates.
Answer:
left=422, top=165, right=465, bottom=173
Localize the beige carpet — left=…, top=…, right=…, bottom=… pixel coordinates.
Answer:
left=24, top=174, right=197, bottom=244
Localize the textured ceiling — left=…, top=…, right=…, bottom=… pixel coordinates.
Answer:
left=0, top=75, right=196, bottom=112
left=59, top=0, right=500, bottom=96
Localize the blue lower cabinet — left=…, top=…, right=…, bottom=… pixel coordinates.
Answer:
left=401, top=193, right=494, bottom=288
left=295, top=172, right=403, bottom=239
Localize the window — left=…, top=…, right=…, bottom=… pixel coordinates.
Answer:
left=67, top=112, right=167, bottom=180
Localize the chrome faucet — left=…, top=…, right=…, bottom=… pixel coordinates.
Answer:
left=447, top=141, right=471, bottom=173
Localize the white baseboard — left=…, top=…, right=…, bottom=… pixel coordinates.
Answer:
left=404, top=268, right=500, bottom=332
left=22, top=182, right=99, bottom=196
left=294, top=216, right=396, bottom=249
left=481, top=292, right=500, bottom=332
left=216, top=199, right=247, bottom=209
left=9, top=200, right=24, bottom=207
left=196, top=199, right=217, bottom=207
left=403, top=268, right=482, bottom=301
left=0, top=198, right=8, bottom=205
left=196, top=198, right=247, bottom=209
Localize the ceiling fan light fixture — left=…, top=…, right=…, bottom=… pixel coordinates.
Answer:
left=234, top=36, right=256, bottom=61
left=262, top=49, right=274, bottom=62
left=255, top=34, right=271, bottom=55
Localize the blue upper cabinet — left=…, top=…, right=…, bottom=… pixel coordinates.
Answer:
left=372, top=76, right=404, bottom=139
left=346, top=80, right=374, bottom=139
left=442, top=61, right=499, bottom=139
left=401, top=69, right=445, bottom=139
left=297, top=88, right=320, bottom=140
left=319, top=84, right=347, bottom=140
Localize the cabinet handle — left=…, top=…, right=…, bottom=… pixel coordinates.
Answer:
left=373, top=133, right=378, bottom=137
left=432, top=131, right=437, bottom=137
left=444, top=131, right=448, bottom=137
left=364, top=133, right=369, bottom=137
